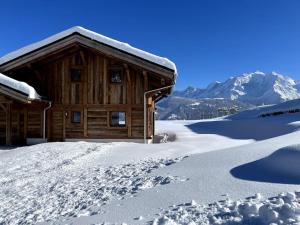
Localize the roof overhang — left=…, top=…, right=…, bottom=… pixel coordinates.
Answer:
left=0, top=84, right=35, bottom=103
left=0, top=33, right=176, bottom=82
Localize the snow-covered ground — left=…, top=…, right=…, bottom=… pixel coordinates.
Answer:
left=1, top=100, right=300, bottom=224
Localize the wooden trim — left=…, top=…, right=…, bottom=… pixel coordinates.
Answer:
left=0, top=86, right=31, bottom=104
left=0, top=36, right=81, bottom=71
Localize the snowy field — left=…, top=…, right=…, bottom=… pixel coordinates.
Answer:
left=1, top=100, right=300, bottom=224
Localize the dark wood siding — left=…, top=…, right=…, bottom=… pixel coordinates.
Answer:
left=2, top=45, right=173, bottom=143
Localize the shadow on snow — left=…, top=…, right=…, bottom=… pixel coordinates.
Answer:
left=185, top=115, right=299, bottom=141
left=231, top=146, right=300, bottom=184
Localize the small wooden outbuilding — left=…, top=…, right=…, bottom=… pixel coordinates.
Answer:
left=0, top=26, right=176, bottom=145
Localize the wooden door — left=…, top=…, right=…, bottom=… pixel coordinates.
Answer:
left=64, top=108, right=84, bottom=139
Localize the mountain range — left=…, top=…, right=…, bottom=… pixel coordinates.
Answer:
left=157, top=71, right=300, bottom=120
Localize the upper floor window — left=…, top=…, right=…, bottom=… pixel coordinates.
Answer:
left=109, top=68, right=122, bottom=84
left=70, top=69, right=82, bottom=82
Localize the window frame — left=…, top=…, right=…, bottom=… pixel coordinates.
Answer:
left=71, top=111, right=82, bottom=124
left=110, top=111, right=126, bottom=127
left=109, top=67, right=123, bottom=84
left=70, top=68, right=82, bottom=82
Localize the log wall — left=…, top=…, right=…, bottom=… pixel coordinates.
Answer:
left=37, top=47, right=162, bottom=141
left=3, top=45, right=172, bottom=143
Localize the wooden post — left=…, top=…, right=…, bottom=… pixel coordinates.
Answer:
left=61, top=61, right=65, bottom=103
left=84, top=108, right=88, bottom=137
left=124, top=64, right=131, bottom=104
left=143, top=71, right=148, bottom=139
left=143, top=71, right=148, bottom=91
left=24, top=108, right=27, bottom=141
left=62, top=110, right=66, bottom=141
left=6, top=103, right=11, bottom=145
left=127, top=107, right=132, bottom=137
left=103, top=58, right=108, bottom=104
left=47, top=110, right=52, bottom=141
left=83, top=66, right=88, bottom=105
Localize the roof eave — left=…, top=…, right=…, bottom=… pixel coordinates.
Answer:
left=0, top=32, right=176, bottom=81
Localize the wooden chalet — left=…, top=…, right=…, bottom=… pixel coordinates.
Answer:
left=0, top=26, right=176, bottom=145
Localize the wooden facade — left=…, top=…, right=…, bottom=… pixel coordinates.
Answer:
left=0, top=31, right=176, bottom=145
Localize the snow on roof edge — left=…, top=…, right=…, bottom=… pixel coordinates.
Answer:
left=0, top=26, right=177, bottom=75
left=0, top=73, right=41, bottom=100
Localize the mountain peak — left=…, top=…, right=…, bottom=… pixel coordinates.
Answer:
left=176, top=71, right=300, bottom=105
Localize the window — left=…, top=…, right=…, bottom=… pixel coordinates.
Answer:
left=72, top=111, right=81, bottom=123
left=70, top=69, right=82, bottom=82
left=111, top=112, right=126, bottom=127
left=110, top=68, right=122, bottom=83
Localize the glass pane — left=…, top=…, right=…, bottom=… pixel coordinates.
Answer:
left=72, top=111, right=81, bottom=123
left=111, top=112, right=119, bottom=126
left=110, top=70, right=122, bottom=83
left=118, top=112, right=126, bottom=125
left=71, top=69, right=81, bottom=82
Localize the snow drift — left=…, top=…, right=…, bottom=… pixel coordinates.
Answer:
left=231, top=145, right=300, bottom=184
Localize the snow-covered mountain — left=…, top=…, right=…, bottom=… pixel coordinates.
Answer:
left=174, top=71, right=300, bottom=105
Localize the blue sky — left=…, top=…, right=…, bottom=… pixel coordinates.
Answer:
left=1, top=0, right=300, bottom=90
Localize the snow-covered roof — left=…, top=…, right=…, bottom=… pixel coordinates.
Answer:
left=0, top=26, right=177, bottom=74
left=0, top=73, right=40, bottom=100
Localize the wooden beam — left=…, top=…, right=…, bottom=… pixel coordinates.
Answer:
left=0, top=86, right=30, bottom=104
left=61, top=61, right=65, bottom=104
left=79, top=50, right=86, bottom=65
left=0, top=103, right=7, bottom=112
left=103, top=58, right=108, bottom=104
left=143, top=71, right=148, bottom=91
left=0, top=36, right=80, bottom=71
left=47, top=110, right=51, bottom=141
left=124, top=64, right=131, bottom=105
left=6, top=103, right=11, bottom=145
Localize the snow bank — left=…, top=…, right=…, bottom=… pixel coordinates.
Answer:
left=154, top=192, right=300, bottom=225
left=231, top=144, right=300, bottom=184
left=228, top=99, right=300, bottom=119
left=0, top=73, right=40, bottom=100
left=0, top=26, right=177, bottom=73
